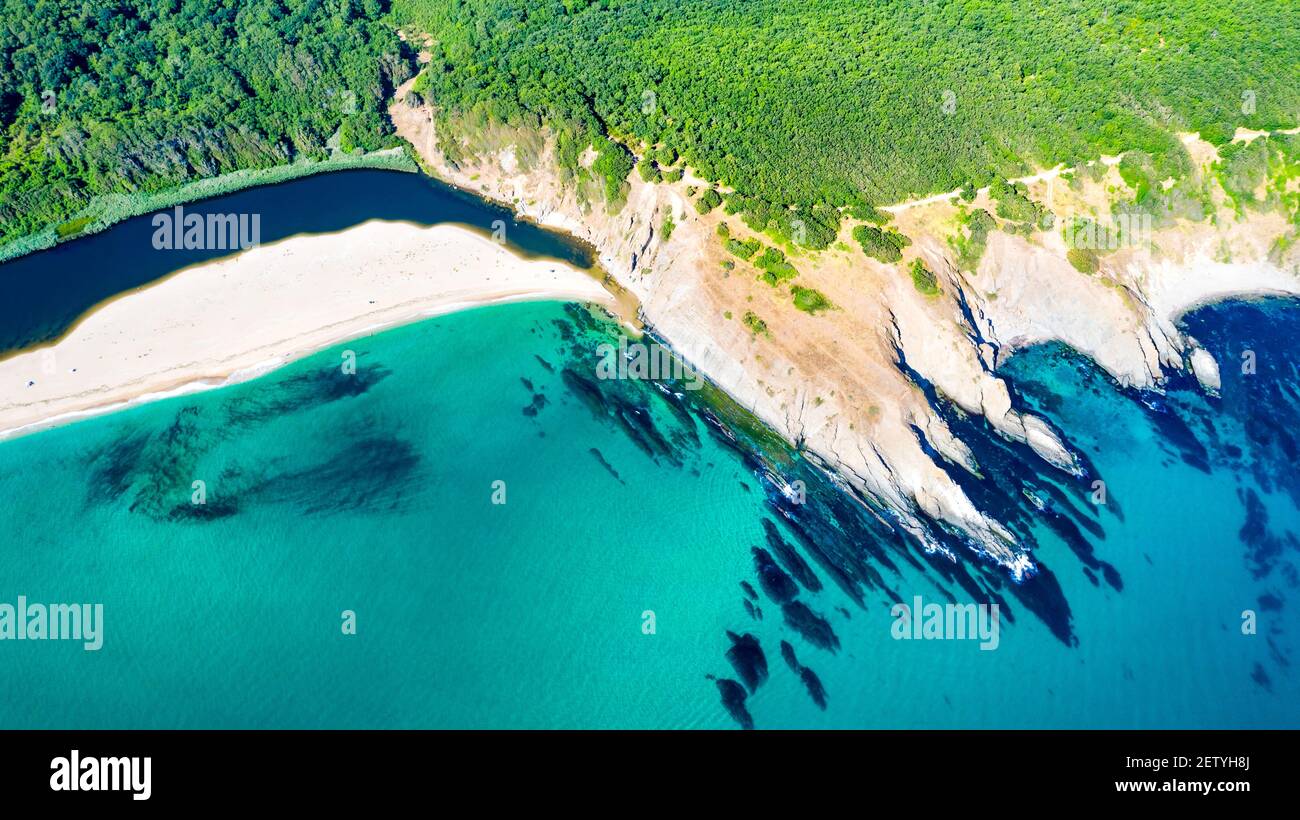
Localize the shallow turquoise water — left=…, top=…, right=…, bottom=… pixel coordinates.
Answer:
left=0, top=298, right=1295, bottom=728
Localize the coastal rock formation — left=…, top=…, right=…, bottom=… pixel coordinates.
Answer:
left=391, top=82, right=1300, bottom=579
left=1188, top=346, right=1223, bottom=395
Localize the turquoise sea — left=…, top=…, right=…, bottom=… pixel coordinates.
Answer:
left=0, top=171, right=1296, bottom=729
left=0, top=294, right=1296, bottom=729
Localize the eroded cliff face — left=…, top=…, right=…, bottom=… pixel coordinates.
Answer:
left=391, top=82, right=1300, bottom=578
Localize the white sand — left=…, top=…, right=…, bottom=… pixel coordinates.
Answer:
left=0, top=220, right=618, bottom=440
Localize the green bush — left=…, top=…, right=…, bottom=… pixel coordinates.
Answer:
left=755, top=246, right=798, bottom=286
left=791, top=286, right=833, bottom=314
left=989, top=178, right=1049, bottom=226
left=592, top=137, right=635, bottom=207
left=953, top=208, right=996, bottom=271
left=1067, top=247, right=1100, bottom=274
left=661, top=214, right=676, bottom=242
left=852, top=224, right=911, bottom=262
left=909, top=259, right=940, bottom=295
left=637, top=159, right=663, bottom=183
left=725, top=236, right=761, bottom=259
left=695, top=188, right=723, bottom=214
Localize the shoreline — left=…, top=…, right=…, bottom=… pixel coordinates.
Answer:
left=0, top=209, right=617, bottom=368
left=0, top=148, right=417, bottom=266
left=0, top=220, right=625, bottom=442
left=388, top=84, right=1300, bottom=572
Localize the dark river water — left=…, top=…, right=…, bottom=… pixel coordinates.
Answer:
left=0, top=168, right=595, bottom=355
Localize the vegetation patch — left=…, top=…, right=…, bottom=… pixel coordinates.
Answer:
left=791, top=286, right=833, bottom=314
left=754, top=246, right=798, bottom=286
left=852, top=224, right=911, bottom=263
left=54, top=215, right=93, bottom=239
left=1, top=0, right=413, bottom=245
left=909, top=259, right=940, bottom=296
left=1215, top=138, right=1273, bottom=212
left=660, top=214, right=675, bottom=242
left=591, top=137, right=635, bottom=211
left=637, top=159, right=663, bottom=183
left=399, top=0, right=1300, bottom=254
left=989, top=178, right=1050, bottom=227
left=725, top=236, right=762, bottom=260
left=1066, top=247, right=1100, bottom=274
left=952, top=208, right=996, bottom=272
left=695, top=188, right=723, bottom=214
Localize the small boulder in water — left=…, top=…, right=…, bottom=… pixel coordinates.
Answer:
left=1189, top=346, right=1221, bottom=395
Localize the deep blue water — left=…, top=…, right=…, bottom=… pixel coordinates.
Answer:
left=0, top=294, right=1295, bottom=728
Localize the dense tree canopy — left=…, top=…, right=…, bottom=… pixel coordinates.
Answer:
left=4, top=0, right=1296, bottom=250
left=400, top=0, right=1299, bottom=239
left=1, top=0, right=414, bottom=244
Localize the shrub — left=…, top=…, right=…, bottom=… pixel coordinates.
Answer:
left=791, top=286, right=833, bottom=314
left=637, top=159, right=662, bottom=183
left=853, top=224, right=911, bottom=262
left=755, top=246, right=798, bottom=285
left=725, top=236, right=761, bottom=259
left=909, top=258, right=940, bottom=295
left=695, top=188, right=723, bottom=213
left=1067, top=247, right=1100, bottom=274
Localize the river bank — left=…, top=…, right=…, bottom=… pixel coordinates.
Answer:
left=0, top=148, right=417, bottom=265
left=0, top=221, right=619, bottom=441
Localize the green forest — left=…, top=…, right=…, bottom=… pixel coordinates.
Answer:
left=3, top=0, right=1297, bottom=251
left=0, top=0, right=414, bottom=245
left=399, top=0, right=1298, bottom=243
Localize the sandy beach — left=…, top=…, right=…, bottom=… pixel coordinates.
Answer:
left=0, top=220, right=620, bottom=441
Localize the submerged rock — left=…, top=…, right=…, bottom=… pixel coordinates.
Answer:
left=778, top=639, right=828, bottom=708
left=781, top=601, right=840, bottom=652
left=712, top=677, right=754, bottom=730
left=779, top=640, right=800, bottom=673
left=752, top=547, right=798, bottom=604
left=799, top=666, right=828, bottom=710
left=762, top=518, right=822, bottom=592
left=725, top=631, right=769, bottom=693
